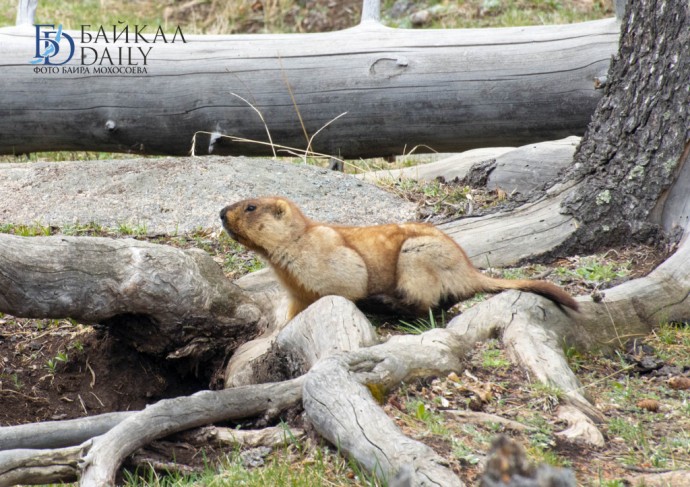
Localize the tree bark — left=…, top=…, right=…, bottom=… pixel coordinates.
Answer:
left=561, top=0, right=689, bottom=252
left=0, top=18, right=617, bottom=158
left=436, top=0, right=689, bottom=266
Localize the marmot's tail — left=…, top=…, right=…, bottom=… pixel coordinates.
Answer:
left=480, top=276, right=579, bottom=311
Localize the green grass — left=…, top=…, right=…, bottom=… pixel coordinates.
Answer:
left=1, top=151, right=142, bottom=164
left=0, top=222, right=53, bottom=236
left=119, top=441, right=382, bottom=487
left=555, top=257, right=631, bottom=284
left=0, top=0, right=612, bottom=32
left=382, top=0, right=612, bottom=29
left=480, top=340, right=512, bottom=369
left=395, top=309, right=445, bottom=334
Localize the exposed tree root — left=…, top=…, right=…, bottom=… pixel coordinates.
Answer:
left=0, top=234, right=265, bottom=370
left=0, top=380, right=303, bottom=486
left=2, top=228, right=689, bottom=483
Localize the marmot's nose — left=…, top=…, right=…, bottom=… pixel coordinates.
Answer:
left=219, top=207, right=228, bottom=223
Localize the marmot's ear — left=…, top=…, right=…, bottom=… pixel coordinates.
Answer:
left=273, top=199, right=291, bottom=219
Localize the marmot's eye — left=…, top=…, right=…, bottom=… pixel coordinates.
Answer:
left=245, top=205, right=256, bottom=212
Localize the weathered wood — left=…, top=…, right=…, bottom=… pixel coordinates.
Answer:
left=626, top=470, right=690, bottom=487
left=440, top=182, right=579, bottom=268
left=0, top=380, right=304, bottom=486
left=0, top=19, right=618, bottom=157
left=0, top=412, right=134, bottom=450
left=483, top=136, right=579, bottom=194
left=225, top=296, right=467, bottom=484
left=178, top=425, right=305, bottom=449
left=0, top=234, right=264, bottom=367
left=449, top=291, right=605, bottom=445
left=78, top=378, right=304, bottom=486
left=225, top=295, right=378, bottom=386
left=555, top=405, right=605, bottom=447
left=223, top=269, right=290, bottom=387
left=446, top=226, right=690, bottom=443
left=361, top=147, right=514, bottom=183
left=448, top=291, right=603, bottom=420
left=14, top=0, right=37, bottom=25
left=0, top=445, right=82, bottom=487
left=306, top=335, right=467, bottom=486
left=364, top=137, right=579, bottom=197
left=275, top=296, right=379, bottom=369
left=360, top=0, right=380, bottom=23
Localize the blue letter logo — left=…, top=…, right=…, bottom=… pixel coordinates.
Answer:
left=31, top=24, right=75, bottom=65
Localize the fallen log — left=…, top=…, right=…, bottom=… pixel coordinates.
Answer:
left=0, top=12, right=617, bottom=157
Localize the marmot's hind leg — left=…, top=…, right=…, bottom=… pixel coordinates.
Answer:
left=395, top=235, right=478, bottom=315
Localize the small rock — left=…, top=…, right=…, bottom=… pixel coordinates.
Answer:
left=240, top=446, right=272, bottom=468
left=389, top=0, right=414, bottom=18
left=410, top=10, right=431, bottom=26
left=652, top=364, right=683, bottom=377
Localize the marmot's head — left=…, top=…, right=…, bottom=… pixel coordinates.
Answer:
left=220, top=197, right=308, bottom=254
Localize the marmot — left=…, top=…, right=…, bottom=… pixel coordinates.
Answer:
left=220, top=197, right=578, bottom=320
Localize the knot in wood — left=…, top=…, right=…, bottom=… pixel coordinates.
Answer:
left=369, top=57, right=409, bottom=78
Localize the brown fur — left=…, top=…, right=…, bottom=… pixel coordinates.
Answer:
left=220, top=197, right=579, bottom=320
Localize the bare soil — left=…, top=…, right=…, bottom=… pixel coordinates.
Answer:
left=0, top=322, right=203, bottom=426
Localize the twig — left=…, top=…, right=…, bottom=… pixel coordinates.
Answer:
left=228, top=92, right=277, bottom=158
left=279, top=57, right=309, bottom=147
left=191, top=131, right=348, bottom=168
left=86, top=357, right=96, bottom=388
left=1, top=388, right=48, bottom=403
left=77, top=394, right=88, bottom=415
left=304, top=111, right=348, bottom=163
left=623, top=466, right=673, bottom=474
left=90, top=391, right=105, bottom=408
left=445, top=410, right=532, bottom=432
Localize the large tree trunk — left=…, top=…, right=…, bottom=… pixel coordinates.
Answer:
left=560, top=0, right=690, bottom=252
left=439, top=0, right=688, bottom=267
left=0, top=16, right=617, bottom=158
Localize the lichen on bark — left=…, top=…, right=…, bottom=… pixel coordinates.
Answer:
left=560, top=0, right=689, bottom=252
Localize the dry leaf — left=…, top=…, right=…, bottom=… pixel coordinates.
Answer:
left=668, top=376, right=690, bottom=390
left=636, top=399, right=660, bottom=412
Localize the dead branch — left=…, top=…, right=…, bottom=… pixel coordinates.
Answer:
left=177, top=425, right=305, bottom=449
